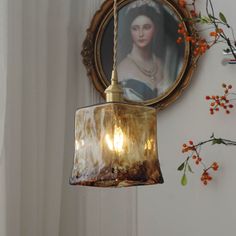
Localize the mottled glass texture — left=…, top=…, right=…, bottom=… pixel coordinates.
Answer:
left=70, top=103, right=163, bottom=187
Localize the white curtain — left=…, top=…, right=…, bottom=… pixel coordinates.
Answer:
left=0, top=0, right=7, bottom=235
left=0, top=0, right=109, bottom=235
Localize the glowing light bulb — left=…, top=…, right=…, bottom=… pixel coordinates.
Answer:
left=113, top=125, right=124, bottom=153
left=105, top=125, right=124, bottom=154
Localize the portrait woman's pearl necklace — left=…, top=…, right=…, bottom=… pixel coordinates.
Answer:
left=127, top=52, right=158, bottom=82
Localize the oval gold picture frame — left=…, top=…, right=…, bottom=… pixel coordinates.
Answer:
left=81, top=0, right=198, bottom=109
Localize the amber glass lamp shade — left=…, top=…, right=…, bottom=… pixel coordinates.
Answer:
left=69, top=102, right=163, bottom=187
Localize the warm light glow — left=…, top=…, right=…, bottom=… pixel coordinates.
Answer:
left=113, top=125, right=124, bottom=153
left=105, top=134, right=114, bottom=151
left=145, top=139, right=153, bottom=150
left=105, top=125, right=124, bottom=153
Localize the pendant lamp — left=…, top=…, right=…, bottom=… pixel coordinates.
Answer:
left=69, top=0, right=163, bottom=187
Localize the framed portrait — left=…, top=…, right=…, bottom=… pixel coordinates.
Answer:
left=82, top=0, right=197, bottom=109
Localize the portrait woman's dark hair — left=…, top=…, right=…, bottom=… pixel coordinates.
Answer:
left=118, top=3, right=164, bottom=63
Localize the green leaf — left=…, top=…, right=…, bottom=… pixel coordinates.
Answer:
left=208, top=14, right=218, bottom=21
left=219, top=12, right=227, bottom=24
left=188, top=164, right=194, bottom=173
left=195, top=18, right=202, bottom=23
left=177, top=162, right=185, bottom=171
left=181, top=174, right=188, bottom=186
left=200, top=16, right=211, bottom=23
left=212, top=138, right=223, bottom=145
left=212, top=139, right=217, bottom=145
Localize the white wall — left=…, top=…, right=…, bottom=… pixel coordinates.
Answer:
left=79, top=1, right=236, bottom=236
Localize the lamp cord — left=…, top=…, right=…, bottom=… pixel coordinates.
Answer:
left=113, top=0, right=118, bottom=75
left=104, top=0, right=124, bottom=102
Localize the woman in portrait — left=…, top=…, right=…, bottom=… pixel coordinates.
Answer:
left=117, top=0, right=170, bottom=101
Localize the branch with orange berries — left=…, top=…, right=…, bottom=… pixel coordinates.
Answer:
left=205, top=84, right=236, bottom=115
left=177, top=0, right=236, bottom=60
left=178, top=134, right=236, bottom=186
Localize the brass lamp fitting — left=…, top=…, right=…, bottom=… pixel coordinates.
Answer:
left=105, top=70, right=124, bottom=102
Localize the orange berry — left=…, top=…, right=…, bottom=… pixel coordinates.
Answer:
left=212, top=162, right=219, bottom=171
left=178, top=0, right=186, bottom=8
left=186, top=36, right=192, bottom=41
left=210, top=31, right=217, bottom=37
left=176, top=37, right=183, bottom=44
left=208, top=176, right=212, bottom=181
